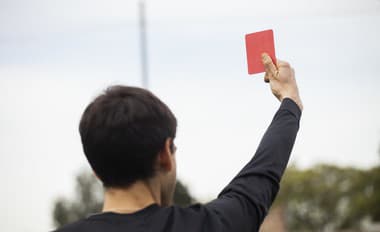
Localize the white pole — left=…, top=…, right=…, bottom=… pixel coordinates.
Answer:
left=139, top=0, right=149, bottom=89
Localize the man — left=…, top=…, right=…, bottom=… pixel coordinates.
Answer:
left=54, top=54, right=303, bottom=232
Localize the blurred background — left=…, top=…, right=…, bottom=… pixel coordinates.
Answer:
left=0, top=0, right=380, bottom=231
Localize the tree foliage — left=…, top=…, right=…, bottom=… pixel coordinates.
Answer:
left=274, top=164, right=380, bottom=231
left=52, top=171, right=103, bottom=227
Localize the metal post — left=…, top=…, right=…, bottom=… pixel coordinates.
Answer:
left=139, top=0, right=149, bottom=89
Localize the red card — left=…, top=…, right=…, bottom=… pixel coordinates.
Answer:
left=245, top=29, right=276, bottom=74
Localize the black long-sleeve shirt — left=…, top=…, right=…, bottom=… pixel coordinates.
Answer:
left=55, top=98, right=301, bottom=232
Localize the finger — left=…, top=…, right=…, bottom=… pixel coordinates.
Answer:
left=261, top=53, right=277, bottom=75
left=264, top=73, right=270, bottom=83
left=263, top=67, right=271, bottom=83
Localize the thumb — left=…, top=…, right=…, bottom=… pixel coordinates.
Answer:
left=261, top=53, right=277, bottom=82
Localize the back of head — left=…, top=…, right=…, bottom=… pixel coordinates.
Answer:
left=79, top=85, right=177, bottom=188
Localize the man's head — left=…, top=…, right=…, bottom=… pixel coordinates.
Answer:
left=79, top=85, right=177, bottom=206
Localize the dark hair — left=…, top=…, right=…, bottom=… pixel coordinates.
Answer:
left=79, top=85, right=177, bottom=188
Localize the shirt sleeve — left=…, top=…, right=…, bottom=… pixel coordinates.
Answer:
left=204, top=98, right=302, bottom=232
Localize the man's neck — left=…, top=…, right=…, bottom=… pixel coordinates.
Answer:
left=102, top=180, right=160, bottom=213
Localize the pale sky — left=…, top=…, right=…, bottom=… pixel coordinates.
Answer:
left=1, top=0, right=380, bottom=231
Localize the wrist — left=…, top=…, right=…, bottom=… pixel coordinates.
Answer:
left=281, top=95, right=303, bottom=111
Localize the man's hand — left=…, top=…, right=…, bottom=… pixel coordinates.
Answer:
left=261, top=53, right=303, bottom=111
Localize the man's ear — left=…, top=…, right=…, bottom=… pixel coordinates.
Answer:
left=158, top=138, right=174, bottom=172
left=93, top=171, right=101, bottom=181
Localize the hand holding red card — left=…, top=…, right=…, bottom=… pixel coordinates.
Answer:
left=245, top=29, right=277, bottom=74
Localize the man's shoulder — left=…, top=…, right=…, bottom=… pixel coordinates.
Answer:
left=51, top=218, right=89, bottom=232
left=50, top=204, right=217, bottom=232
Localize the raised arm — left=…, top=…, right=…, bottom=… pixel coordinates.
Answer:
left=205, top=54, right=303, bottom=232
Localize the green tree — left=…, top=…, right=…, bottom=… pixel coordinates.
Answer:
left=52, top=170, right=196, bottom=228
left=274, top=164, right=380, bottom=232
left=52, top=171, right=103, bottom=227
